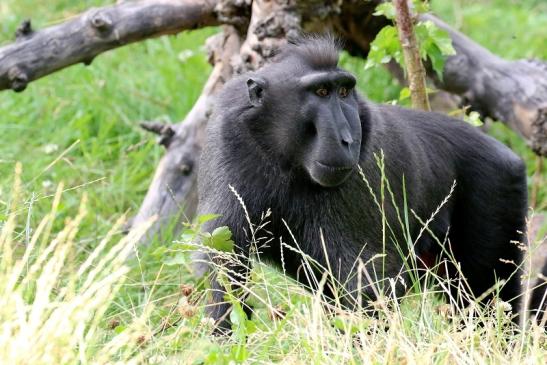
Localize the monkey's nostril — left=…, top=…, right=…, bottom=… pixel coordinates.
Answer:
left=341, top=136, right=353, bottom=147
left=340, top=129, right=353, bottom=147
left=305, top=121, right=317, bottom=137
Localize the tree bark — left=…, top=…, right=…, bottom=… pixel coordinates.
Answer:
left=334, top=5, right=547, bottom=155
left=0, top=0, right=219, bottom=92
left=422, top=14, right=547, bottom=156
left=393, top=0, right=430, bottom=111
left=129, top=25, right=242, bottom=243
left=1, top=1, right=544, bottom=153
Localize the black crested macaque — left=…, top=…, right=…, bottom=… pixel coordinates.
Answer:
left=194, top=35, right=528, bottom=331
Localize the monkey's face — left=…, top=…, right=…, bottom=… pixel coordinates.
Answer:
left=246, top=66, right=362, bottom=187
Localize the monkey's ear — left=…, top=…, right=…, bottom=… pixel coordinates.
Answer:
left=246, top=77, right=266, bottom=107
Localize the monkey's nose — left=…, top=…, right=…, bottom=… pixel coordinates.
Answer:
left=341, top=129, right=353, bottom=147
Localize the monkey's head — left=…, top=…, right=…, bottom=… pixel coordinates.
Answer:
left=243, top=36, right=363, bottom=188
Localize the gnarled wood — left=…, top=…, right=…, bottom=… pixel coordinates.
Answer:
left=337, top=8, right=547, bottom=156
left=2, top=0, right=544, bottom=154
left=0, top=0, right=219, bottom=92
left=422, top=14, right=547, bottom=156
left=129, top=26, right=242, bottom=244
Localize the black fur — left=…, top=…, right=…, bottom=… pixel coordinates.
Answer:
left=195, top=36, right=528, bottom=331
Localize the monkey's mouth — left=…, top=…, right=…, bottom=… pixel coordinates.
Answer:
left=315, top=161, right=354, bottom=172
left=309, top=161, right=355, bottom=187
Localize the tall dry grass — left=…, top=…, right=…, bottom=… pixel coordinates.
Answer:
left=0, top=162, right=545, bottom=364
left=0, top=163, right=154, bottom=364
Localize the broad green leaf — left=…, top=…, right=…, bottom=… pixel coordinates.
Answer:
left=414, top=20, right=456, bottom=79
left=426, top=43, right=445, bottom=79
left=190, top=339, right=220, bottom=365
left=373, top=2, right=396, bottom=20
left=412, top=0, right=430, bottom=13
left=416, top=21, right=456, bottom=57
left=365, top=25, right=402, bottom=70
left=170, top=242, right=197, bottom=251
left=179, top=232, right=195, bottom=243
left=197, top=213, right=221, bottom=225
left=230, top=303, right=245, bottom=326
left=245, top=319, right=257, bottom=335
left=427, top=22, right=456, bottom=55
left=230, top=344, right=249, bottom=363
left=399, top=87, right=411, bottom=101
left=331, top=316, right=360, bottom=336
left=464, top=111, right=484, bottom=127
left=206, top=226, right=234, bottom=252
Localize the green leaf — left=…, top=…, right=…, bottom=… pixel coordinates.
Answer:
left=365, top=25, right=402, bottom=70
left=230, top=344, right=249, bottom=363
left=205, top=226, right=234, bottom=252
left=191, top=339, right=221, bottom=365
left=399, top=87, right=411, bottom=101
left=412, top=0, right=430, bottom=14
left=245, top=319, right=257, bottom=335
left=163, top=253, right=187, bottom=266
left=426, top=43, right=445, bottom=79
left=152, top=246, right=167, bottom=257
left=197, top=213, right=221, bottom=225
left=416, top=21, right=456, bottom=57
left=427, top=22, right=456, bottom=56
left=179, top=233, right=195, bottom=243
left=179, top=229, right=197, bottom=242
left=230, top=303, right=245, bottom=327
left=331, top=316, right=360, bottom=336
left=373, top=3, right=396, bottom=20
left=464, top=111, right=484, bottom=127
left=170, top=242, right=197, bottom=251
left=414, top=20, right=456, bottom=80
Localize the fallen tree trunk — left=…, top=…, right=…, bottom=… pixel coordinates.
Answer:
left=422, top=14, right=547, bottom=156
left=332, top=2, right=547, bottom=155
left=130, top=25, right=242, bottom=242
left=1, top=0, right=545, bottom=244
left=0, top=0, right=219, bottom=91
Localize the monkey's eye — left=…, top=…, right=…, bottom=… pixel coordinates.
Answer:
left=338, top=86, right=350, bottom=98
left=315, top=87, right=329, bottom=97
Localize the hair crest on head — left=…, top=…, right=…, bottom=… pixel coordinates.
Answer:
left=276, top=33, right=342, bottom=70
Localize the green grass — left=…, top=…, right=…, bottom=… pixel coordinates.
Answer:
left=0, top=0, right=546, bottom=363
left=0, top=0, right=215, bottom=241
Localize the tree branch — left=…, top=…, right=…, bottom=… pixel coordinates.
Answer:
left=0, top=0, right=219, bottom=92
left=393, top=0, right=430, bottom=111
left=128, top=25, right=242, bottom=244
left=422, top=14, right=547, bottom=156
left=338, top=3, right=547, bottom=156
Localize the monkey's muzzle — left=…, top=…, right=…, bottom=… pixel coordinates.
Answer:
left=309, top=161, right=355, bottom=187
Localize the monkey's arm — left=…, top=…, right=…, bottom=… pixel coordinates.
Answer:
left=193, top=209, right=253, bottom=334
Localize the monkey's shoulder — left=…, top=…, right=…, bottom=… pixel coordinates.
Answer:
left=371, top=104, right=523, bottom=171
